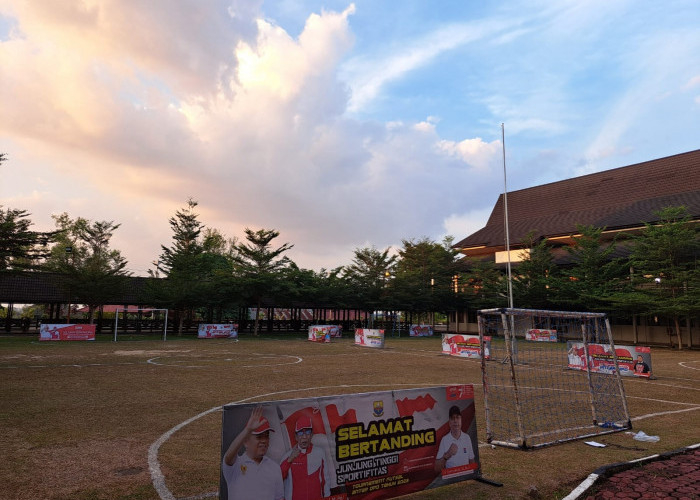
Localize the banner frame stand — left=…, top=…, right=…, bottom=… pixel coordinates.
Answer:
left=475, top=475, right=503, bottom=487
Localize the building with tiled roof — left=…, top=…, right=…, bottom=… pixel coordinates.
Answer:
left=454, top=149, right=700, bottom=262
left=449, top=149, right=700, bottom=344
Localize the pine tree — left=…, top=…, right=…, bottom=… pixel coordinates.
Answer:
left=231, top=228, right=293, bottom=335
left=157, top=199, right=206, bottom=334
left=626, top=206, right=699, bottom=349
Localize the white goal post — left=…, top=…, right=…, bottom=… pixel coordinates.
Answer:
left=113, top=308, right=169, bottom=342
left=478, top=307, right=631, bottom=449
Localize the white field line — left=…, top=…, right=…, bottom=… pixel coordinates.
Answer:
left=144, top=349, right=699, bottom=500
left=630, top=405, right=700, bottom=421
left=145, top=354, right=303, bottom=368
left=626, top=380, right=700, bottom=392
left=0, top=362, right=140, bottom=369
left=679, top=360, right=700, bottom=370
left=626, top=395, right=700, bottom=407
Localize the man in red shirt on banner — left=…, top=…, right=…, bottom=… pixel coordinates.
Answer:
left=281, top=415, right=331, bottom=499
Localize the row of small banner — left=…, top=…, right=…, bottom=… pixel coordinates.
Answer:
left=501, top=327, right=653, bottom=377
left=35, top=323, right=652, bottom=377
left=308, top=325, right=433, bottom=342
left=441, top=333, right=652, bottom=377
left=39, top=323, right=241, bottom=340
left=220, top=384, right=481, bottom=500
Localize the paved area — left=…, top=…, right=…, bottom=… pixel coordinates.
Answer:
left=570, top=445, right=700, bottom=499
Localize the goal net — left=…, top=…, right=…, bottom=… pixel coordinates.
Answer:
left=113, top=308, right=169, bottom=341
left=478, top=308, right=631, bottom=449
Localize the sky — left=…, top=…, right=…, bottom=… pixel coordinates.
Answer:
left=1, top=1, right=699, bottom=276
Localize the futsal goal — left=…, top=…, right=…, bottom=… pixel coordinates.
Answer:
left=113, top=308, right=169, bottom=341
left=478, top=308, right=631, bottom=449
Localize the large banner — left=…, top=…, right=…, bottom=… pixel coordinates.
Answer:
left=525, top=329, right=557, bottom=342
left=39, top=324, right=96, bottom=341
left=441, top=334, right=491, bottom=360
left=567, top=342, right=652, bottom=377
left=409, top=325, right=433, bottom=337
left=198, top=324, right=238, bottom=339
left=355, top=329, right=385, bottom=349
left=220, top=385, right=480, bottom=500
left=309, top=325, right=343, bottom=342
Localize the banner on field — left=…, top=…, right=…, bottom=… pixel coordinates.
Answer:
left=355, top=329, right=385, bottom=348
left=409, top=325, right=433, bottom=337
left=525, top=329, right=557, bottom=342
left=220, top=385, right=480, bottom=500
left=441, top=334, right=491, bottom=360
left=309, top=326, right=331, bottom=343
left=39, top=324, right=96, bottom=341
left=567, top=342, right=652, bottom=378
left=198, top=324, right=238, bottom=339
left=309, top=325, right=343, bottom=342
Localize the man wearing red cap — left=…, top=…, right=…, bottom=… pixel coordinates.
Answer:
left=222, top=406, right=284, bottom=500
left=280, top=414, right=331, bottom=499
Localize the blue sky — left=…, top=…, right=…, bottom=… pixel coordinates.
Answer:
left=0, top=1, right=698, bottom=275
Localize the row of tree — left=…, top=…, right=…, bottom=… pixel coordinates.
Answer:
left=1, top=151, right=698, bottom=343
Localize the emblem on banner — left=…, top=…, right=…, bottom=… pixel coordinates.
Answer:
left=373, top=400, right=384, bottom=417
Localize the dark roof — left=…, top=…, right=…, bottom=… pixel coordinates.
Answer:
left=0, top=272, right=154, bottom=304
left=0, top=272, right=70, bottom=303
left=454, top=149, right=700, bottom=250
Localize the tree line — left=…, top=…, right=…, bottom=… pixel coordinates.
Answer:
left=1, top=156, right=698, bottom=343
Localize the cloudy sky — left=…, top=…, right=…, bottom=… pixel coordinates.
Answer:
left=1, top=1, right=699, bottom=275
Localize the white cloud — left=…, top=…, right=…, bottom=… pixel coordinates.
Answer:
left=0, top=2, right=506, bottom=274
left=341, top=18, right=512, bottom=112
left=443, top=207, right=494, bottom=241
left=582, top=27, right=700, bottom=173
left=1, top=1, right=696, bottom=276
left=683, top=75, right=700, bottom=107
left=437, top=138, right=502, bottom=170
left=683, top=75, right=700, bottom=89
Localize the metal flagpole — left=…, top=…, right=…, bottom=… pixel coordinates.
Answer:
left=502, top=123, right=514, bottom=309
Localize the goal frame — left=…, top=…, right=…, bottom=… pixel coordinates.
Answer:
left=478, top=307, right=632, bottom=449
left=113, top=308, right=169, bottom=342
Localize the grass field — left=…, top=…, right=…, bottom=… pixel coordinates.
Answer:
left=1, top=333, right=698, bottom=500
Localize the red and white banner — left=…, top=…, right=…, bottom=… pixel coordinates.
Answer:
left=355, top=329, right=385, bottom=348
left=409, top=325, right=433, bottom=337
left=309, top=326, right=332, bottom=343
left=441, top=334, right=491, bottom=359
left=567, top=342, right=652, bottom=377
left=39, top=324, right=96, bottom=341
left=220, top=385, right=480, bottom=500
left=525, top=329, right=557, bottom=342
left=309, top=325, right=343, bottom=342
left=198, top=324, right=238, bottom=338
